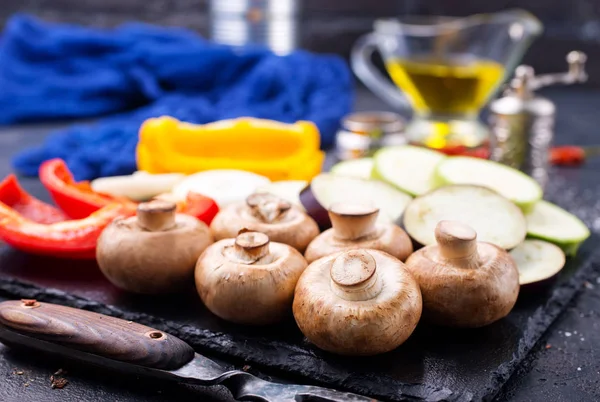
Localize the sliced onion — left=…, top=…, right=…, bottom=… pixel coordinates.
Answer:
left=172, top=170, right=270, bottom=207
left=254, top=180, right=308, bottom=209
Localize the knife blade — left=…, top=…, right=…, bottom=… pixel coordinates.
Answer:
left=0, top=299, right=376, bottom=402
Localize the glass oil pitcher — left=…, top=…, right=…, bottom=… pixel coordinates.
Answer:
left=351, top=9, right=542, bottom=153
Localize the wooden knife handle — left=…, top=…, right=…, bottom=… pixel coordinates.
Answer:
left=0, top=300, right=194, bottom=370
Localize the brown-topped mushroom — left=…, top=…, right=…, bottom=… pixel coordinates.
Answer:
left=210, top=193, right=319, bottom=253
left=96, top=200, right=213, bottom=294
left=195, top=230, right=308, bottom=325
left=293, top=249, right=422, bottom=356
left=405, top=220, right=520, bottom=327
left=304, top=202, right=413, bottom=263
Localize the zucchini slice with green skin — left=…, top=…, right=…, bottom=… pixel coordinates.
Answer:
left=403, top=184, right=527, bottom=249
left=372, top=145, right=446, bottom=196
left=510, top=239, right=566, bottom=285
left=330, top=158, right=374, bottom=180
left=526, top=200, right=590, bottom=256
left=300, top=173, right=412, bottom=229
left=433, top=156, right=543, bottom=212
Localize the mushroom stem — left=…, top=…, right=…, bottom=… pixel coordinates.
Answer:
left=136, top=200, right=177, bottom=232
left=330, top=250, right=383, bottom=301
left=328, top=203, right=379, bottom=240
left=246, top=193, right=291, bottom=223
left=233, top=231, right=270, bottom=263
left=434, top=220, right=479, bottom=269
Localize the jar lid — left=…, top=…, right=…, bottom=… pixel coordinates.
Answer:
left=341, top=111, right=405, bottom=135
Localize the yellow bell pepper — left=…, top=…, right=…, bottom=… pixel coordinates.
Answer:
left=136, top=117, right=325, bottom=181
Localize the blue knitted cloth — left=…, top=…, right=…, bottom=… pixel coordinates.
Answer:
left=6, top=15, right=353, bottom=180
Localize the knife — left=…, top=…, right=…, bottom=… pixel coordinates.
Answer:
left=0, top=299, right=376, bottom=402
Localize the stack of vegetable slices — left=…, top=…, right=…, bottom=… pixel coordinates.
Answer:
left=265, top=145, right=590, bottom=287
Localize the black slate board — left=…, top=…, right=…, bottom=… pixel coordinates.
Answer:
left=0, top=88, right=599, bottom=402
left=0, top=231, right=597, bottom=402
left=2, top=92, right=600, bottom=400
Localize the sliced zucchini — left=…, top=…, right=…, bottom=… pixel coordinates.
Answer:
left=403, top=185, right=526, bottom=249
left=330, top=158, right=374, bottom=179
left=300, top=173, right=412, bottom=229
left=526, top=200, right=590, bottom=256
left=372, top=145, right=446, bottom=196
left=433, top=156, right=543, bottom=211
left=510, top=239, right=566, bottom=285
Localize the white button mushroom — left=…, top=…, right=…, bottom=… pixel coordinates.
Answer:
left=293, top=249, right=422, bottom=356
left=210, top=193, right=319, bottom=252
left=304, top=202, right=413, bottom=263
left=405, top=220, right=520, bottom=328
left=96, top=200, right=213, bottom=294
left=195, top=230, right=308, bottom=325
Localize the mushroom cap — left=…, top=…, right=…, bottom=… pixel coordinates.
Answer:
left=405, top=241, right=520, bottom=327
left=293, top=249, right=422, bottom=356
left=210, top=200, right=319, bottom=253
left=195, top=237, right=308, bottom=325
left=304, top=223, right=413, bottom=263
left=97, top=214, right=212, bottom=294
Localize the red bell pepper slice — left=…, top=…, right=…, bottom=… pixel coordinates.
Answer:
left=156, top=192, right=220, bottom=225
left=178, top=192, right=219, bottom=225
left=0, top=175, right=68, bottom=224
left=0, top=204, right=127, bottom=259
left=0, top=174, right=131, bottom=259
left=0, top=202, right=129, bottom=260
left=39, top=158, right=218, bottom=224
left=39, top=159, right=136, bottom=219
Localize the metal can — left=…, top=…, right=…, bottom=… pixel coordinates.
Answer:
left=209, top=0, right=299, bottom=55
left=335, top=111, right=406, bottom=160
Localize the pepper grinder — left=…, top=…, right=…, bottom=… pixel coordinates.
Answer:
left=489, top=51, right=588, bottom=188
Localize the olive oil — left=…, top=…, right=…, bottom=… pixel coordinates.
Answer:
left=386, top=55, right=505, bottom=115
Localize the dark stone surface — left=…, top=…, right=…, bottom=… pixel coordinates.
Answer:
left=0, top=238, right=596, bottom=402
left=496, top=275, right=600, bottom=402
left=0, top=88, right=597, bottom=401
left=0, top=1, right=599, bottom=85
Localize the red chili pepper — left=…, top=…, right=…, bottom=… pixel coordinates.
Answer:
left=0, top=175, right=68, bottom=224
left=549, top=146, right=591, bottom=167
left=156, top=192, right=220, bottom=225
left=411, top=142, right=491, bottom=159
left=0, top=176, right=130, bottom=259
left=448, top=146, right=490, bottom=159
left=39, top=159, right=136, bottom=219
